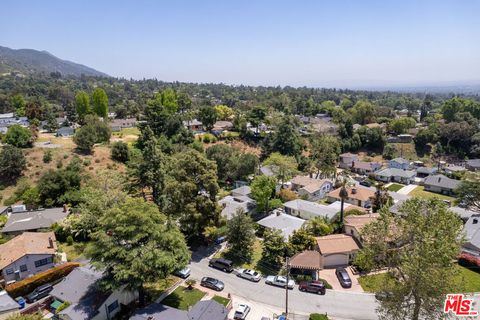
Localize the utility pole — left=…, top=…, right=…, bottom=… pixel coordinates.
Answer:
left=285, top=256, right=290, bottom=317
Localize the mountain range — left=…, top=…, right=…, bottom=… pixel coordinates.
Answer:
left=0, top=45, right=108, bottom=77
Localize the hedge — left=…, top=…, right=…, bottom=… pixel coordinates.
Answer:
left=6, top=262, right=80, bottom=298
left=309, top=313, right=329, bottom=320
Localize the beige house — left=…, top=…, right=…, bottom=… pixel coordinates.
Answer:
left=315, top=234, right=360, bottom=267
left=344, top=213, right=380, bottom=243
left=327, top=186, right=375, bottom=208
left=290, top=175, right=333, bottom=201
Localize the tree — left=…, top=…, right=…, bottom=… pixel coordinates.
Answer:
left=340, top=98, right=354, bottom=110
left=86, top=197, right=190, bottom=306
left=214, top=105, right=234, bottom=120
left=177, top=91, right=192, bottom=113
left=10, top=94, right=26, bottom=116
left=73, top=126, right=97, bottom=153
left=161, top=88, right=178, bottom=114
left=371, top=183, right=392, bottom=212
left=263, top=152, right=298, bottom=186
left=309, top=135, right=341, bottom=179
left=111, top=141, right=130, bottom=163
left=268, top=116, right=302, bottom=156
left=388, top=117, right=416, bottom=135
left=22, top=187, right=40, bottom=210
left=5, top=124, right=33, bottom=148
left=455, top=179, right=480, bottom=211
left=305, top=217, right=334, bottom=236
left=288, top=228, right=316, bottom=255
left=262, top=229, right=287, bottom=266
left=91, top=88, right=109, bottom=118
left=198, top=106, right=217, bottom=131
left=226, top=209, right=256, bottom=261
left=0, top=146, right=26, bottom=182
left=25, top=100, right=43, bottom=121
left=250, top=175, right=277, bottom=214
left=38, top=159, right=82, bottom=206
left=206, top=144, right=236, bottom=182
left=75, top=91, right=91, bottom=123
left=355, top=198, right=463, bottom=320
left=350, top=100, right=375, bottom=125
left=247, top=106, right=267, bottom=133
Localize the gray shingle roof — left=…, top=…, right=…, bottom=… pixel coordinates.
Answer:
left=51, top=266, right=104, bottom=303
left=0, top=291, right=19, bottom=313
left=463, top=214, right=480, bottom=252
left=375, top=168, right=416, bottom=179
left=424, top=174, right=460, bottom=190
left=391, top=158, right=410, bottom=165
left=466, top=159, right=480, bottom=169
left=257, top=212, right=306, bottom=239
left=450, top=206, right=479, bottom=220
left=130, top=300, right=228, bottom=320
left=189, top=300, right=228, bottom=320
left=2, top=208, right=69, bottom=233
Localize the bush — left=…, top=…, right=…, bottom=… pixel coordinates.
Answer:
left=202, top=134, right=211, bottom=143
left=0, top=146, right=27, bottom=182
left=6, top=262, right=80, bottom=298
left=111, top=141, right=130, bottom=162
left=66, top=235, right=74, bottom=245
left=5, top=125, right=33, bottom=148
left=309, top=313, right=329, bottom=320
left=278, top=188, right=298, bottom=202
left=43, top=150, right=53, bottom=163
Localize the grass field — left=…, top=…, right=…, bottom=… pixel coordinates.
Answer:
left=212, top=295, right=231, bottom=307
left=358, top=273, right=395, bottom=293
left=161, top=286, right=206, bottom=310
left=57, top=241, right=88, bottom=261
left=408, top=186, right=456, bottom=202
left=387, top=183, right=404, bottom=192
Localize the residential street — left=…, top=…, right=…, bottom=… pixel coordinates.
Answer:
left=190, top=248, right=379, bottom=320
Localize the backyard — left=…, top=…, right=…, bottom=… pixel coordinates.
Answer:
left=408, top=186, right=456, bottom=202
left=161, top=286, right=206, bottom=310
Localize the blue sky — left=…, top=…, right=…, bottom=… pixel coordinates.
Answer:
left=1, top=0, right=479, bottom=87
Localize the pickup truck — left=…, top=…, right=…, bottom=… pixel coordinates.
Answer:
left=265, top=275, right=295, bottom=289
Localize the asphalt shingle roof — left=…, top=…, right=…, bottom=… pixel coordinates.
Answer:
left=2, top=208, right=69, bottom=233
left=423, top=174, right=460, bottom=190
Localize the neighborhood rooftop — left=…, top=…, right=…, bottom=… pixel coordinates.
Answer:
left=1, top=207, right=69, bottom=233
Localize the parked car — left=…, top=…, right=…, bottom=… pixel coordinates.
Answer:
left=174, top=267, right=191, bottom=279
left=200, top=277, right=224, bottom=291
left=209, top=258, right=234, bottom=272
left=265, top=275, right=295, bottom=289
left=359, top=180, right=372, bottom=187
left=237, top=268, right=261, bottom=282
left=234, top=303, right=251, bottom=320
left=298, top=280, right=326, bottom=295
left=15, top=297, right=25, bottom=309
left=26, top=283, right=53, bottom=303
left=335, top=268, right=352, bottom=288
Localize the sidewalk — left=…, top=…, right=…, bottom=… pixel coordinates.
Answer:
left=396, top=184, right=417, bottom=195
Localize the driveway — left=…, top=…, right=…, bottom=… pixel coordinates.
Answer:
left=319, top=268, right=364, bottom=292
left=396, top=184, right=417, bottom=195
left=190, top=247, right=378, bottom=320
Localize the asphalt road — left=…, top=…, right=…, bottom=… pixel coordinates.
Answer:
left=189, top=248, right=379, bottom=320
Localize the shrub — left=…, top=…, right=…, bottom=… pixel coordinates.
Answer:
left=202, top=134, right=211, bottom=143
left=309, top=313, right=329, bottom=320
left=66, top=235, right=74, bottom=245
left=43, top=150, right=53, bottom=163
left=111, top=141, right=130, bottom=163
left=5, top=125, right=33, bottom=148
left=6, top=262, right=80, bottom=298
left=278, top=188, right=298, bottom=202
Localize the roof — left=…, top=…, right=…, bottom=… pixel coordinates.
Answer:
left=260, top=165, right=275, bottom=177
left=365, top=123, right=383, bottom=129
left=352, top=161, right=381, bottom=171
left=450, top=206, right=479, bottom=220
left=291, top=176, right=331, bottom=193
left=183, top=119, right=203, bottom=126
left=110, top=118, right=137, bottom=126
left=389, top=191, right=411, bottom=203
left=231, top=185, right=251, bottom=196
left=340, top=153, right=357, bottom=158
left=344, top=213, right=380, bottom=234
left=0, top=291, right=19, bottom=313
left=218, top=195, right=255, bottom=219
left=257, top=212, right=306, bottom=239
left=2, top=207, right=69, bottom=233
left=0, top=232, right=56, bottom=269
left=416, top=167, right=438, bottom=174
left=424, top=174, right=460, bottom=190
left=375, top=168, right=416, bottom=179
left=445, top=165, right=466, bottom=172
left=0, top=113, right=14, bottom=119
left=189, top=300, right=228, bottom=320
left=51, top=266, right=104, bottom=303
left=316, top=234, right=360, bottom=255
left=328, top=186, right=375, bottom=202
left=213, top=121, right=233, bottom=129
left=463, top=215, right=480, bottom=251
left=391, top=158, right=410, bottom=165
left=289, top=250, right=322, bottom=270
left=466, top=159, right=480, bottom=168
left=283, top=199, right=339, bottom=220
left=130, top=300, right=228, bottom=320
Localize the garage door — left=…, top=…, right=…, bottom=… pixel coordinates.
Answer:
left=324, top=254, right=348, bottom=267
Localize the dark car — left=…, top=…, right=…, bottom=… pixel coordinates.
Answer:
left=200, top=277, right=224, bottom=291
left=26, top=283, right=53, bottom=303
left=298, top=280, right=326, bottom=295
left=335, top=268, right=352, bottom=288
left=209, top=258, right=234, bottom=273
left=359, top=180, right=372, bottom=187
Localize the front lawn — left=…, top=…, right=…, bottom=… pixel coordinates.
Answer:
left=215, top=238, right=266, bottom=273
left=161, top=286, right=206, bottom=310
left=212, top=295, right=230, bottom=307
left=358, top=273, right=395, bottom=293
left=408, top=186, right=456, bottom=202
left=144, top=276, right=178, bottom=302
left=387, top=183, right=404, bottom=192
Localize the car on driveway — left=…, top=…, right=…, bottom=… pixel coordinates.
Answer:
left=26, top=283, right=53, bottom=303
left=209, top=258, right=234, bottom=272
left=359, top=180, right=372, bottom=187
left=298, top=280, right=326, bottom=294
left=335, top=267, right=352, bottom=288
left=237, top=268, right=261, bottom=282
left=265, top=275, right=295, bottom=289
left=234, top=303, right=251, bottom=319
left=200, top=277, right=224, bottom=291
left=174, top=267, right=191, bottom=279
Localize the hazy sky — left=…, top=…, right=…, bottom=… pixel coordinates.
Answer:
left=1, top=0, right=479, bottom=87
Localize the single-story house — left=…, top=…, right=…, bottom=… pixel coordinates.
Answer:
left=416, top=166, right=438, bottom=178
left=257, top=211, right=306, bottom=240
left=339, top=153, right=358, bottom=169
left=423, top=174, right=460, bottom=195
left=315, top=234, right=360, bottom=268
left=290, top=176, right=333, bottom=201
left=183, top=119, right=203, bottom=132
left=466, top=159, right=480, bottom=171
left=218, top=195, right=256, bottom=220
left=388, top=158, right=411, bottom=170
left=51, top=266, right=138, bottom=320
left=284, top=199, right=365, bottom=222
left=2, top=207, right=69, bottom=235
left=110, top=118, right=137, bottom=132
left=327, top=186, right=375, bottom=208
left=212, top=121, right=233, bottom=134
left=56, top=126, right=74, bottom=137
left=344, top=213, right=380, bottom=243
left=444, top=165, right=466, bottom=175
left=131, top=299, right=228, bottom=320
left=289, top=250, right=323, bottom=278
left=231, top=185, right=251, bottom=197
left=449, top=206, right=479, bottom=222
left=350, top=161, right=382, bottom=175
left=462, top=214, right=480, bottom=256
left=0, top=291, right=19, bottom=320
left=0, top=232, right=57, bottom=283
left=375, top=168, right=416, bottom=184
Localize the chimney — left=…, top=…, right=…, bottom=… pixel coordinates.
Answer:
left=351, top=188, right=357, bottom=194
left=63, top=204, right=68, bottom=213
left=48, top=237, right=54, bottom=248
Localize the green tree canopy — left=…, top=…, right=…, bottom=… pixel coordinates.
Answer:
left=309, top=135, right=341, bottom=179
left=10, top=94, right=26, bottom=117
left=350, top=100, right=376, bottom=125
left=75, top=90, right=91, bottom=123
left=287, top=228, right=316, bottom=256
left=0, top=146, right=26, bottom=182
left=161, top=88, right=178, bottom=114
left=91, top=88, right=109, bottom=118
left=267, top=116, right=302, bottom=157
left=263, top=152, right=298, bottom=185
left=198, top=106, right=217, bottom=131
left=226, top=209, right=256, bottom=261
left=261, top=229, right=287, bottom=266
left=250, top=175, right=277, bottom=213
left=5, top=124, right=33, bottom=148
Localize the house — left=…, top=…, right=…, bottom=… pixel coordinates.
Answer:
left=231, top=186, right=251, bottom=197
left=51, top=266, right=138, bottom=320
left=444, top=165, right=466, bottom=175
left=466, top=159, right=480, bottom=171
left=257, top=211, right=306, bottom=239
left=327, top=186, right=375, bottom=208
left=423, top=174, right=460, bottom=195
left=290, top=176, right=333, bottom=201
left=365, top=122, right=386, bottom=131
left=450, top=206, right=479, bottom=222
left=56, top=126, right=74, bottom=137
left=259, top=165, right=275, bottom=177
left=2, top=207, right=69, bottom=235
left=0, top=291, right=19, bottom=320
left=375, top=168, right=416, bottom=184
left=212, top=121, right=233, bottom=134
left=309, top=119, right=338, bottom=135
left=462, top=214, right=480, bottom=256
left=350, top=161, right=382, bottom=175
left=131, top=300, right=228, bottom=320
left=110, top=118, right=137, bottom=132
left=183, top=119, right=203, bottom=132
left=289, top=250, right=323, bottom=279
left=218, top=195, right=256, bottom=220
left=0, top=232, right=57, bottom=283
left=389, top=158, right=411, bottom=170
left=416, top=166, right=438, bottom=178
left=315, top=234, right=360, bottom=267
left=283, top=199, right=365, bottom=222
left=339, top=153, right=358, bottom=169
left=344, top=213, right=380, bottom=243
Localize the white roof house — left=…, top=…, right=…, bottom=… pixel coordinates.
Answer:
left=257, top=212, right=306, bottom=239
left=283, top=199, right=351, bottom=222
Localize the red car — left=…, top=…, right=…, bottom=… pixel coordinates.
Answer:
left=298, top=280, right=326, bottom=295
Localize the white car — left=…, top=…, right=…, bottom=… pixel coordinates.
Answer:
left=265, top=275, right=295, bottom=289
left=237, top=268, right=261, bottom=282
left=234, top=304, right=251, bottom=320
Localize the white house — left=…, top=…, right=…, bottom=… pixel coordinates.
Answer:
left=339, top=153, right=359, bottom=169
left=375, top=168, right=416, bottom=184
left=290, top=176, right=333, bottom=201
left=389, top=158, right=411, bottom=170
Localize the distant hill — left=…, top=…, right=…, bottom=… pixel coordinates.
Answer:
left=0, top=45, right=108, bottom=77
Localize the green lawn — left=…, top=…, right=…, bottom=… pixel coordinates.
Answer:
left=408, top=186, right=456, bottom=202
left=57, top=242, right=88, bottom=261
left=161, top=286, right=206, bottom=310
left=112, top=127, right=140, bottom=136
left=358, top=273, right=396, bottom=293
left=212, top=295, right=231, bottom=307
left=387, top=183, right=404, bottom=192
left=144, top=276, right=178, bottom=302
left=215, top=238, right=265, bottom=272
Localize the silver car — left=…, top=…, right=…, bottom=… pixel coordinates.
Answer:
left=237, top=268, right=261, bottom=282
left=174, top=267, right=191, bottom=279
left=234, top=304, right=251, bottom=320
left=265, top=275, right=295, bottom=289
